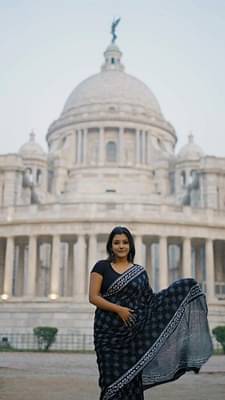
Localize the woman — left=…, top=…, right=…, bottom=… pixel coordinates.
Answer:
left=89, top=226, right=213, bottom=400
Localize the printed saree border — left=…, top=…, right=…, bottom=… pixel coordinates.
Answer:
left=104, top=264, right=145, bottom=298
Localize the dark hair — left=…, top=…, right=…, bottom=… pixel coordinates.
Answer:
left=106, top=226, right=135, bottom=262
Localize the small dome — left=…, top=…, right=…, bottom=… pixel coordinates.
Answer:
left=101, top=43, right=124, bottom=72
left=19, top=132, right=46, bottom=159
left=177, top=134, right=204, bottom=161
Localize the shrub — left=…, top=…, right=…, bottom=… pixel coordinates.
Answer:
left=212, top=326, right=225, bottom=353
left=0, top=337, right=12, bottom=350
left=33, top=326, right=58, bottom=351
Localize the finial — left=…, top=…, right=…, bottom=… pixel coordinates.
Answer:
left=111, top=17, right=121, bottom=44
left=188, top=132, right=194, bottom=144
left=29, top=130, right=35, bottom=142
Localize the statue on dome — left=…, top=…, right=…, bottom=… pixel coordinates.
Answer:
left=111, top=17, right=121, bottom=43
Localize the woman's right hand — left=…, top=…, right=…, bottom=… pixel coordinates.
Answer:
left=117, top=306, right=135, bottom=327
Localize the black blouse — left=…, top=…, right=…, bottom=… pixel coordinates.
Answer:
left=91, top=259, right=128, bottom=294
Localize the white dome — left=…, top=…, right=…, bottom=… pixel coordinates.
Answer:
left=47, top=42, right=176, bottom=148
left=19, top=132, right=46, bottom=159
left=177, top=134, right=204, bottom=161
left=62, top=43, right=161, bottom=116
left=63, top=71, right=161, bottom=115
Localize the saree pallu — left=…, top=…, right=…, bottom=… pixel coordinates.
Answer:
left=94, top=265, right=213, bottom=400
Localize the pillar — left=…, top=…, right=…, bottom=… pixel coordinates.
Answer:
left=195, top=242, right=201, bottom=281
left=147, top=131, right=151, bottom=165
left=26, top=236, right=37, bottom=297
left=205, top=238, right=215, bottom=302
left=74, top=234, right=86, bottom=296
left=159, top=236, right=168, bottom=289
left=136, top=130, right=140, bottom=165
left=142, top=130, right=146, bottom=164
left=146, top=241, right=152, bottom=277
left=83, top=128, right=87, bottom=164
left=88, top=234, right=97, bottom=272
left=135, top=235, right=143, bottom=266
left=75, top=130, right=78, bottom=163
left=119, top=127, right=124, bottom=165
left=182, top=237, right=192, bottom=278
left=67, top=241, right=74, bottom=296
left=99, top=127, right=104, bottom=165
left=77, top=129, right=82, bottom=164
left=3, top=236, right=15, bottom=296
left=17, top=243, right=25, bottom=296
left=50, top=235, right=61, bottom=297
left=0, top=239, right=5, bottom=294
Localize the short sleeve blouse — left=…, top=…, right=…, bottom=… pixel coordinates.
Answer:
left=91, top=259, right=122, bottom=294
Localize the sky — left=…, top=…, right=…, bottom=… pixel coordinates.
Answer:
left=0, top=0, right=225, bottom=157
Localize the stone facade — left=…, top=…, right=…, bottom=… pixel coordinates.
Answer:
left=0, top=41, right=225, bottom=335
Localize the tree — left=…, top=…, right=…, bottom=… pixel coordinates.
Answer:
left=212, top=326, right=225, bottom=353
left=33, top=326, right=58, bottom=351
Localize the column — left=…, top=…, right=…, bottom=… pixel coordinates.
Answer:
left=119, top=127, right=124, bottom=165
left=159, top=236, right=168, bottom=289
left=182, top=237, right=192, bottom=278
left=88, top=234, right=97, bottom=272
left=142, top=130, right=146, bottom=164
left=147, top=131, right=151, bottom=164
left=146, top=241, right=152, bottom=277
left=3, top=236, right=14, bottom=296
left=77, top=129, right=82, bottom=164
left=50, top=235, right=61, bottom=297
left=0, top=239, right=5, bottom=293
left=26, top=236, right=37, bottom=297
left=136, top=130, right=140, bottom=165
left=75, top=130, right=78, bottom=163
left=145, top=131, right=149, bottom=164
left=17, top=243, right=25, bottom=296
left=74, top=234, right=86, bottom=296
left=205, top=238, right=215, bottom=302
left=99, top=127, right=104, bottom=165
left=135, top=235, right=143, bottom=266
left=83, top=128, right=87, bottom=164
left=60, top=242, right=66, bottom=297
left=195, top=243, right=201, bottom=281
left=67, top=241, right=74, bottom=296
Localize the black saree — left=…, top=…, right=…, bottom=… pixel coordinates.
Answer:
left=94, top=264, right=213, bottom=400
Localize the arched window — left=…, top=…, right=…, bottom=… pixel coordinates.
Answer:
left=190, top=169, right=197, bottom=182
left=23, top=168, right=33, bottom=186
left=36, top=169, right=42, bottom=184
left=169, top=171, right=175, bottom=194
left=106, top=141, right=117, bottom=162
left=190, top=170, right=199, bottom=189
left=180, top=171, right=186, bottom=186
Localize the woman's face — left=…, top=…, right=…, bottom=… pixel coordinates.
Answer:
left=111, top=233, right=130, bottom=261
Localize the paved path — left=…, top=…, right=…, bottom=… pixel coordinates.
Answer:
left=0, top=353, right=224, bottom=400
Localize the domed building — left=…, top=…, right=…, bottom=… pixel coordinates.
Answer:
left=0, top=39, right=225, bottom=347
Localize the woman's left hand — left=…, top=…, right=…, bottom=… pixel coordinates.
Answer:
left=116, top=306, right=135, bottom=327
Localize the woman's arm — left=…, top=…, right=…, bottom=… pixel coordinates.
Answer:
left=89, top=272, right=134, bottom=325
